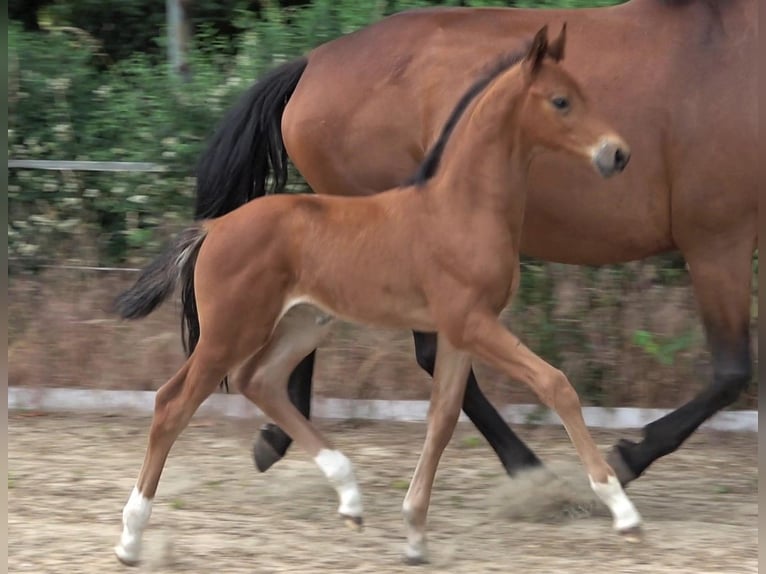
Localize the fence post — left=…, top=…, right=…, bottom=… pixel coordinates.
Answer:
left=166, top=0, right=192, bottom=82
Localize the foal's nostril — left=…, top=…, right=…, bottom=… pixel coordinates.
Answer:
left=614, top=148, right=629, bottom=171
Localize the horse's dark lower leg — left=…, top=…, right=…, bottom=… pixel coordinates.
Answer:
left=252, top=350, right=315, bottom=472
left=412, top=331, right=544, bottom=476
left=608, top=332, right=752, bottom=485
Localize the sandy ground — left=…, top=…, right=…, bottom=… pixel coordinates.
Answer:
left=8, top=412, right=758, bottom=574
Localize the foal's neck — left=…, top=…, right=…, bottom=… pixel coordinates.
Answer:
left=426, top=68, right=532, bottom=225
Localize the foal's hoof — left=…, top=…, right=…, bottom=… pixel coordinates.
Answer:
left=606, top=441, right=639, bottom=487
left=340, top=513, right=364, bottom=532
left=114, top=545, right=140, bottom=567
left=618, top=525, right=644, bottom=544
left=402, top=546, right=429, bottom=565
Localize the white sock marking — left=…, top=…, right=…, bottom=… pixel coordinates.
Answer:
left=114, top=486, right=153, bottom=564
left=590, top=474, right=642, bottom=531
left=314, top=449, right=363, bottom=517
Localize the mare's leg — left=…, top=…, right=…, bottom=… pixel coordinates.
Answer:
left=413, top=331, right=544, bottom=476
left=454, top=312, right=642, bottom=538
left=608, top=242, right=755, bottom=485
left=114, top=343, right=231, bottom=565
left=402, top=335, right=473, bottom=564
left=236, top=306, right=363, bottom=526
left=252, top=351, right=315, bottom=472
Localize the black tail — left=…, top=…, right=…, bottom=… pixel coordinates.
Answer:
left=194, top=57, right=308, bottom=220
left=114, top=224, right=209, bottom=362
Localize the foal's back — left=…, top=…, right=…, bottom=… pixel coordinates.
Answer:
left=205, top=187, right=438, bottom=330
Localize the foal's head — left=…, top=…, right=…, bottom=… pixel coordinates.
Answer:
left=515, top=25, right=630, bottom=178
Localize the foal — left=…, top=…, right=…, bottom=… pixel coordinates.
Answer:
left=113, top=25, right=640, bottom=566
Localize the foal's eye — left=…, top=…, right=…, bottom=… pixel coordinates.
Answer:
left=551, top=96, right=570, bottom=111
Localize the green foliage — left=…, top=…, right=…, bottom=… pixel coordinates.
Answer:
left=631, top=329, right=697, bottom=366
left=9, top=0, right=625, bottom=265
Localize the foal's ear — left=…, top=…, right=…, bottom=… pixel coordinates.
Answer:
left=548, top=22, right=567, bottom=62
left=523, top=25, right=549, bottom=82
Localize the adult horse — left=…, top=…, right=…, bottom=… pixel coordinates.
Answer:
left=195, top=0, right=757, bottom=486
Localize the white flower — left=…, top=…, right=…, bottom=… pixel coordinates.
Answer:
left=18, top=243, right=39, bottom=256
left=47, top=77, right=72, bottom=92
left=93, top=85, right=113, bottom=98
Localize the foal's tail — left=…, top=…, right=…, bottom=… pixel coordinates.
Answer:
left=114, top=225, right=207, bottom=358
left=194, top=57, right=308, bottom=220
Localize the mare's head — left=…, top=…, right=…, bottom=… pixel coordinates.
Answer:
left=516, top=25, right=630, bottom=178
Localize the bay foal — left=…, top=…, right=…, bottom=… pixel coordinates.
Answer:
left=114, top=26, right=640, bottom=566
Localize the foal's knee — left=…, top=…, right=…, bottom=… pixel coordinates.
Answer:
left=539, top=369, right=581, bottom=413
left=238, top=368, right=281, bottom=405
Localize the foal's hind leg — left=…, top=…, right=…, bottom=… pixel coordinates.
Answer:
left=402, top=335, right=472, bottom=564
left=114, top=344, right=230, bottom=565
left=453, top=312, right=642, bottom=540
left=235, top=305, right=364, bottom=527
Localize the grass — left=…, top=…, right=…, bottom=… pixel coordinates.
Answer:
left=459, top=436, right=482, bottom=449
left=391, top=479, right=410, bottom=491
left=170, top=498, right=186, bottom=510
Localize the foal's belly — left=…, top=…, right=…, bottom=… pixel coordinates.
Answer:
left=300, top=283, right=438, bottom=333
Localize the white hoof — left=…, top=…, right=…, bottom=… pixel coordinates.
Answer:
left=590, top=474, right=642, bottom=532
left=116, top=486, right=152, bottom=566
left=114, top=542, right=140, bottom=566
left=403, top=541, right=429, bottom=565
left=314, top=449, right=363, bottom=518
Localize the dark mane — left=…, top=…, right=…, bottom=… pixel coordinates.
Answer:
left=403, top=48, right=528, bottom=187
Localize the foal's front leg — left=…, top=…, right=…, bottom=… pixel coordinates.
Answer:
left=402, top=335, right=473, bottom=564
left=457, top=312, right=643, bottom=539
left=413, top=331, right=545, bottom=476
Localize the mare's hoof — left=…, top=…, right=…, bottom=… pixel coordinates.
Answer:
left=252, top=434, right=282, bottom=473
left=340, top=513, right=364, bottom=532
left=606, top=441, right=639, bottom=487
left=114, top=545, right=140, bottom=567
left=619, top=525, right=644, bottom=543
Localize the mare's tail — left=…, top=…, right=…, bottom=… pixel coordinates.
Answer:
left=194, top=57, right=309, bottom=219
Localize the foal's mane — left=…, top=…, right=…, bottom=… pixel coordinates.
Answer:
left=403, top=47, right=529, bottom=187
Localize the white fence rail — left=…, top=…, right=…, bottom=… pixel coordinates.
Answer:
left=8, top=159, right=166, bottom=172
left=7, top=387, right=758, bottom=432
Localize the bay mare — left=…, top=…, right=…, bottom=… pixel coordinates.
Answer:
left=195, top=0, right=757, bottom=485
left=114, top=27, right=642, bottom=566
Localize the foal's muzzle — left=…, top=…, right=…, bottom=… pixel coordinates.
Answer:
left=592, top=139, right=631, bottom=178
